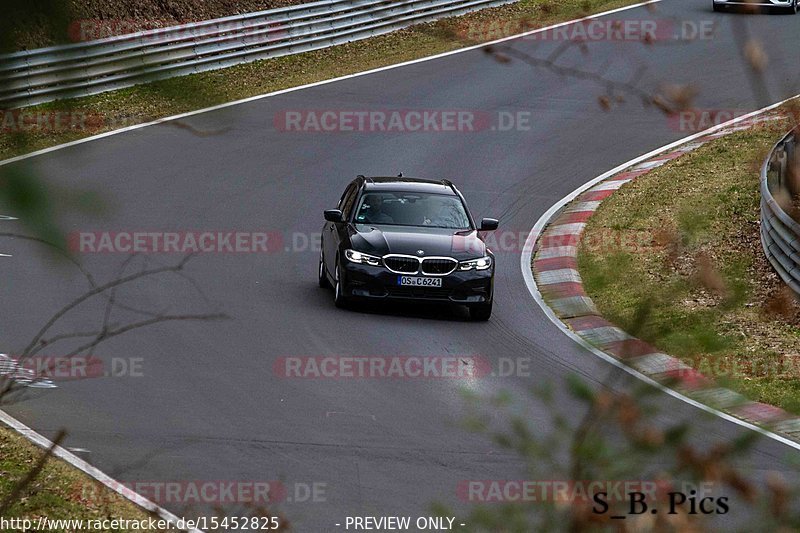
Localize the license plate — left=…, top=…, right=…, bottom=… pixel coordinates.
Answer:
left=397, top=276, right=442, bottom=287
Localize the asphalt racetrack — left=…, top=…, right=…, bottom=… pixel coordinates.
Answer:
left=2, top=0, right=800, bottom=530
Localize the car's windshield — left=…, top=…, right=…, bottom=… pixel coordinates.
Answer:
left=354, top=191, right=472, bottom=229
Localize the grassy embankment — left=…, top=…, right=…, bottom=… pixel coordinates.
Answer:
left=578, top=117, right=800, bottom=413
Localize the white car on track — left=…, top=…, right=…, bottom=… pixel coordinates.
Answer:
left=713, top=0, right=798, bottom=12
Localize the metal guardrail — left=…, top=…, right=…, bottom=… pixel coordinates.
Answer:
left=761, top=128, right=800, bottom=293
left=0, top=0, right=516, bottom=109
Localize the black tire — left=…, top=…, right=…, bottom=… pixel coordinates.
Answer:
left=790, top=0, right=798, bottom=13
left=318, top=250, right=330, bottom=288
left=333, top=261, right=349, bottom=308
left=712, top=2, right=723, bottom=11
left=468, top=301, right=492, bottom=321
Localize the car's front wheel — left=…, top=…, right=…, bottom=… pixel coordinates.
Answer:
left=468, top=301, right=492, bottom=321
left=712, top=1, right=723, bottom=11
left=333, top=260, right=349, bottom=308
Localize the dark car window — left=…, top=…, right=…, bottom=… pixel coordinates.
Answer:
left=354, top=191, right=471, bottom=229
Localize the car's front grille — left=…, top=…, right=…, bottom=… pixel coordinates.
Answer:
left=384, top=255, right=419, bottom=274
left=383, top=254, right=459, bottom=275
left=421, top=258, right=457, bottom=275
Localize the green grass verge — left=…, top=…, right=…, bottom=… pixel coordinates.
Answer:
left=577, top=116, right=800, bottom=414
left=0, top=426, right=168, bottom=531
left=2, top=0, right=641, bottom=161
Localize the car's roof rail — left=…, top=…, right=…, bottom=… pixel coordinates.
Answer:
left=441, top=179, right=456, bottom=192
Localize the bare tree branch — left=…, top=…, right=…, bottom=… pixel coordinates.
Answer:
left=21, top=254, right=196, bottom=357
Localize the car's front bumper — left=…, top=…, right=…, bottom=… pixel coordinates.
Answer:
left=341, top=262, right=493, bottom=304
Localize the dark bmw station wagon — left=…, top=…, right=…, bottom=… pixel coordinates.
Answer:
left=319, top=175, right=498, bottom=320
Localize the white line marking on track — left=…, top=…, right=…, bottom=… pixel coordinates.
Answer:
left=66, top=447, right=91, bottom=453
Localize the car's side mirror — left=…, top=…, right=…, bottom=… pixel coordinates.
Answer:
left=480, top=218, right=499, bottom=231
left=324, top=209, right=344, bottom=223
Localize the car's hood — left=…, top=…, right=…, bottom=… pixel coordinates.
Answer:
left=351, top=224, right=486, bottom=260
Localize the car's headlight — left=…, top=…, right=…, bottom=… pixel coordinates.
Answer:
left=458, top=256, right=492, bottom=271
left=345, top=249, right=382, bottom=266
